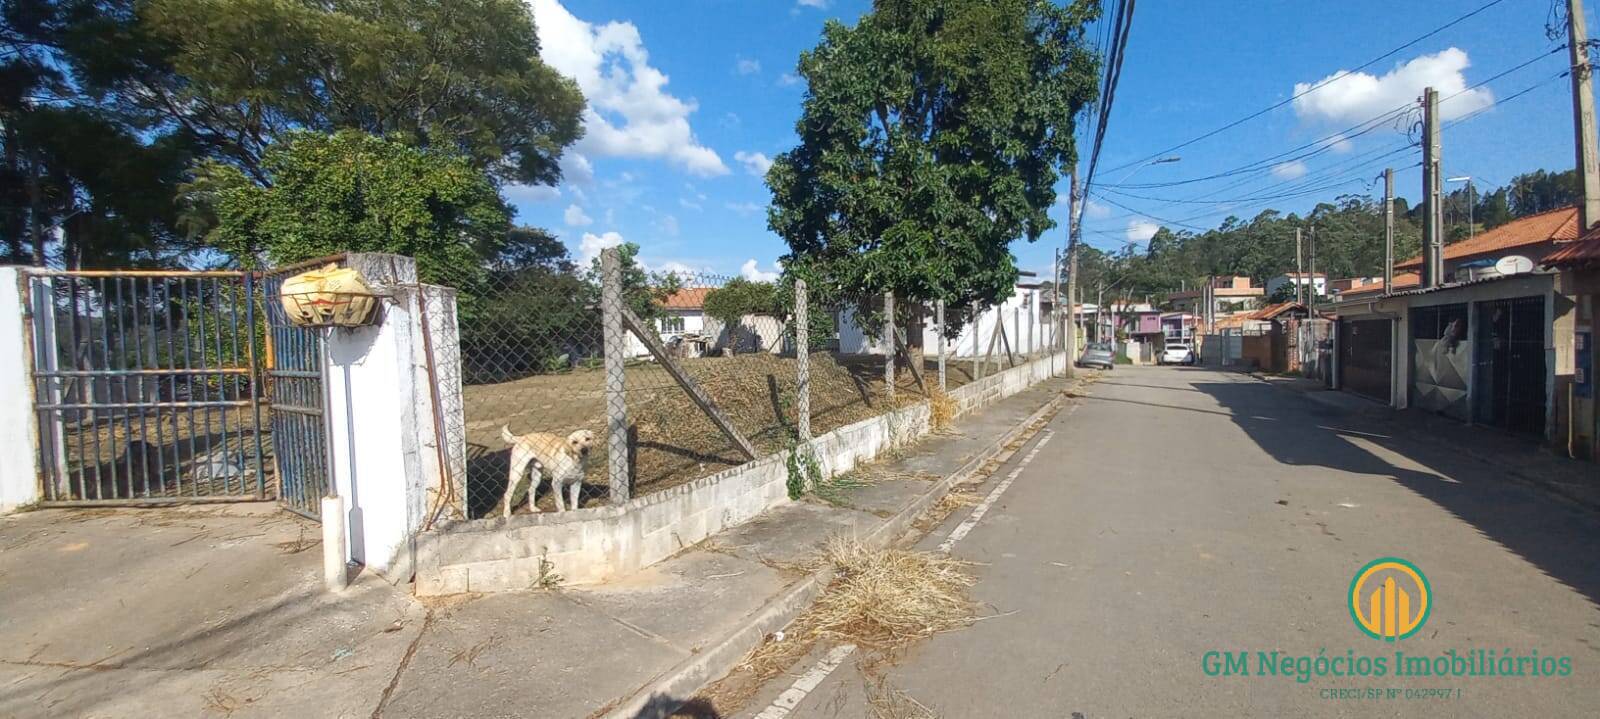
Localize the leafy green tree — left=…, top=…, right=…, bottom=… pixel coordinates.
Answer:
left=138, top=0, right=585, bottom=185
left=769, top=0, right=1100, bottom=333
left=703, top=279, right=780, bottom=352
left=189, top=130, right=509, bottom=296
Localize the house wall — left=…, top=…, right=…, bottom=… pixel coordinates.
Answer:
left=1335, top=274, right=1561, bottom=442
left=0, top=268, right=41, bottom=513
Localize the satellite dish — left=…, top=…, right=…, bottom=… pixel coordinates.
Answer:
left=1495, top=255, right=1534, bottom=276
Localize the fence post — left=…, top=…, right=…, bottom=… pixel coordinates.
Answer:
left=795, top=280, right=811, bottom=443
left=600, top=247, right=630, bottom=504
left=936, top=300, right=947, bottom=392
left=883, top=291, right=895, bottom=401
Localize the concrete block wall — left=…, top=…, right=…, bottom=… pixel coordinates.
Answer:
left=0, top=267, right=41, bottom=513
left=413, top=351, right=1064, bottom=595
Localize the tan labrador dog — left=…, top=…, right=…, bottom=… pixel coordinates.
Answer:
left=500, top=427, right=596, bottom=517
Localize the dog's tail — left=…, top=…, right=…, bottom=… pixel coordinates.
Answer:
left=500, top=425, right=517, bottom=445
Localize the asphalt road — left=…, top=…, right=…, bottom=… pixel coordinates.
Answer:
left=739, top=365, right=1600, bottom=718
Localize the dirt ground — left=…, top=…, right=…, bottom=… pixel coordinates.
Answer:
left=459, top=352, right=1019, bottom=517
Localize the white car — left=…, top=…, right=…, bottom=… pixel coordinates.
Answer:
left=1160, top=342, right=1195, bottom=366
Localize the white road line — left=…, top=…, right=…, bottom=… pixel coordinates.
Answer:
left=752, top=643, right=858, bottom=719
left=938, top=428, right=1054, bottom=553
left=748, top=419, right=1063, bottom=719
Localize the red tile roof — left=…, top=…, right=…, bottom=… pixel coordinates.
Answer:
left=659, top=287, right=714, bottom=310
left=1543, top=223, right=1600, bottom=268
left=1395, top=207, right=1578, bottom=269
left=1250, top=301, right=1305, bottom=320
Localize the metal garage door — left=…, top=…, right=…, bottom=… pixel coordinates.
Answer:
left=1473, top=296, right=1546, bottom=436
left=1339, top=318, right=1392, bottom=402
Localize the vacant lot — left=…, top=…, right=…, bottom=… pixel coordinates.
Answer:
left=458, top=351, right=1006, bottom=517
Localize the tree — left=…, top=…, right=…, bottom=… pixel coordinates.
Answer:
left=137, top=0, right=585, bottom=186
left=702, top=278, right=780, bottom=352
left=768, top=0, right=1100, bottom=333
left=189, top=130, right=509, bottom=297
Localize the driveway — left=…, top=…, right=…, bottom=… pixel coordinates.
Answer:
left=0, top=504, right=423, bottom=718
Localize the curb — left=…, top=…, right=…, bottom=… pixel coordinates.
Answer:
left=601, top=379, right=1074, bottom=719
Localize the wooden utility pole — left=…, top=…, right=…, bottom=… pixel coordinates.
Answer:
left=1569, top=0, right=1600, bottom=232
left=1294, top=227, right=1305, bottom=308
left=1384, top=168, right=1395, bottom=295
left=1421, top=87, right=1444, bottom=288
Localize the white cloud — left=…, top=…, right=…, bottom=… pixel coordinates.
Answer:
left=796, top=0, right=829, bottom=8
left=680, top=196, right=703, bottom=211
left=1126, top=219, right=1159, bottom=243
left=578, top=231, right=625, bottom=265
left=532, top=0, right=729, bottom=176
left=503, top=183, right=562, bottom=204
left=778, top=72, right=802, bottom=87
left=740, top=259, right=780, bottom=282
left=1084, top=199, right=1112, bottom=219
left=657, top=214, right=680, bottom=236
left=725, top=201, right=764, bottom=216
left=1325, top=133, right=1354, bottom=154
left=1271, top=160, right=1308, bottom=180
left=1292, top=48, right=1493, bottom=125
left=563, top=204, right=593, bottom=226
left=735, top=57, right=761, bottom=76
left=561, top=152, right=594, bottom=185
left=734, top=151, right=774, bottom=177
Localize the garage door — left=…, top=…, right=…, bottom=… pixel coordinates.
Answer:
left=1339, top=318, right=1392, bottom=402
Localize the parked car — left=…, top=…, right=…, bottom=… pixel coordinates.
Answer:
left=1160, top=342, right=1195, bottom=366
left=1077, top=342, right=1115, bottom=370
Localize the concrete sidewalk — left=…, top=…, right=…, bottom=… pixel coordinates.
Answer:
left=1247, top=371, right=1600, bottom=510
left=0, top=373, right=1078, bottom=719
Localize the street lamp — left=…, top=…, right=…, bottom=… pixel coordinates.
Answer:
left=1447, top=176, right=1474, bottom=240
left=1112, top=156, right=1182, bottom=186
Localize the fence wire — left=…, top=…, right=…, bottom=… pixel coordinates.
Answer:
left=452, top=253, right=1054, bottom=519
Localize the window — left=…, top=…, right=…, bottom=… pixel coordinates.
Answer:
left=659, top=315, right=685, bottom=333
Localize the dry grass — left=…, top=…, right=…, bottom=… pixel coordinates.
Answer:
left=690, top=536, right=977, bottom=715
left=864, top=674, right=939, bottom=719
left=811, top=537, right=976, bottom=648
left=927, top=386, right=957, bottom=432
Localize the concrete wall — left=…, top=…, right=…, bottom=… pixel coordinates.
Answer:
left=324, top=255, right=459, bottom=583
left=414, top=351, right=1066, bottom=595
left=0, top=268, right=41, bottom=513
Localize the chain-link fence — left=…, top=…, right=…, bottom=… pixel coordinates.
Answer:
left=449, top=249, right=1061, bottom=519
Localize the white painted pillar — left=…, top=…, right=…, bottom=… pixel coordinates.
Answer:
left=0, top=267, right=42, bottom=513
left=322, top=254, right=459, bottom=583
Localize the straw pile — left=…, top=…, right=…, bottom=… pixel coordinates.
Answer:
left=811, top=537, right=976, bottom=648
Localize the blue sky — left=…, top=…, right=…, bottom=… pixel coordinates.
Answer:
left=512, top=0, right=1589, bottom=281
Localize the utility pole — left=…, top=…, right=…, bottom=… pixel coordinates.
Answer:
left=1384, top=167, right=1395, bottom=295
left=1421, top=87, right=1444, bottom=288
left=1308, top=225, right=1318, bottom=316
left=1294, top=227, right=1305, bottom=307
left=1065, top=169, right=1081, bottom=374
left=1569, top=0, right=1600, bottom=232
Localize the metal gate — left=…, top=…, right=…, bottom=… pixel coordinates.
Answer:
left=25, top=270, right=268, bottom=504
left=260, top=258, right=339, bottom=519
left=1473, top=296, right=1546, bottom=436
left=1339, top=318, right=1392, bottom=402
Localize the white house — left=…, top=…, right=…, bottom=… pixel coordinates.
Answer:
left=837, top=282, right=1051, bottom=358
left=631, top=287, right=786, bottom=357
left=1266, top=272, right=1327, bottom=299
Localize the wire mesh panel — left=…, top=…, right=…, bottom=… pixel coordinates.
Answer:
left=26, top=270, right=267, bottom=504
left=455, top=259, right=609, bottom=518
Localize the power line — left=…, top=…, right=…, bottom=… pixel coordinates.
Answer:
left=1079, top=0, right=1137, bottom=204
left=1098, top=0, right=1512, bottom=176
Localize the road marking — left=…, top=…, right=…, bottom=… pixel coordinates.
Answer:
left=938, top=429, right=1054, bottom=553
left=752, top=643, right=857, bottom=719
left=748, top=418, right=1063, bottom=719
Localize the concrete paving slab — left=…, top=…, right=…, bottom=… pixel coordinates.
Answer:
left=0, top=505, right=424, bottom=719
left=571, top=550, right=790, bottom=654
left=712, top=501, right=877, bottom=569
left=380, top=591, right=682, bottom=719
